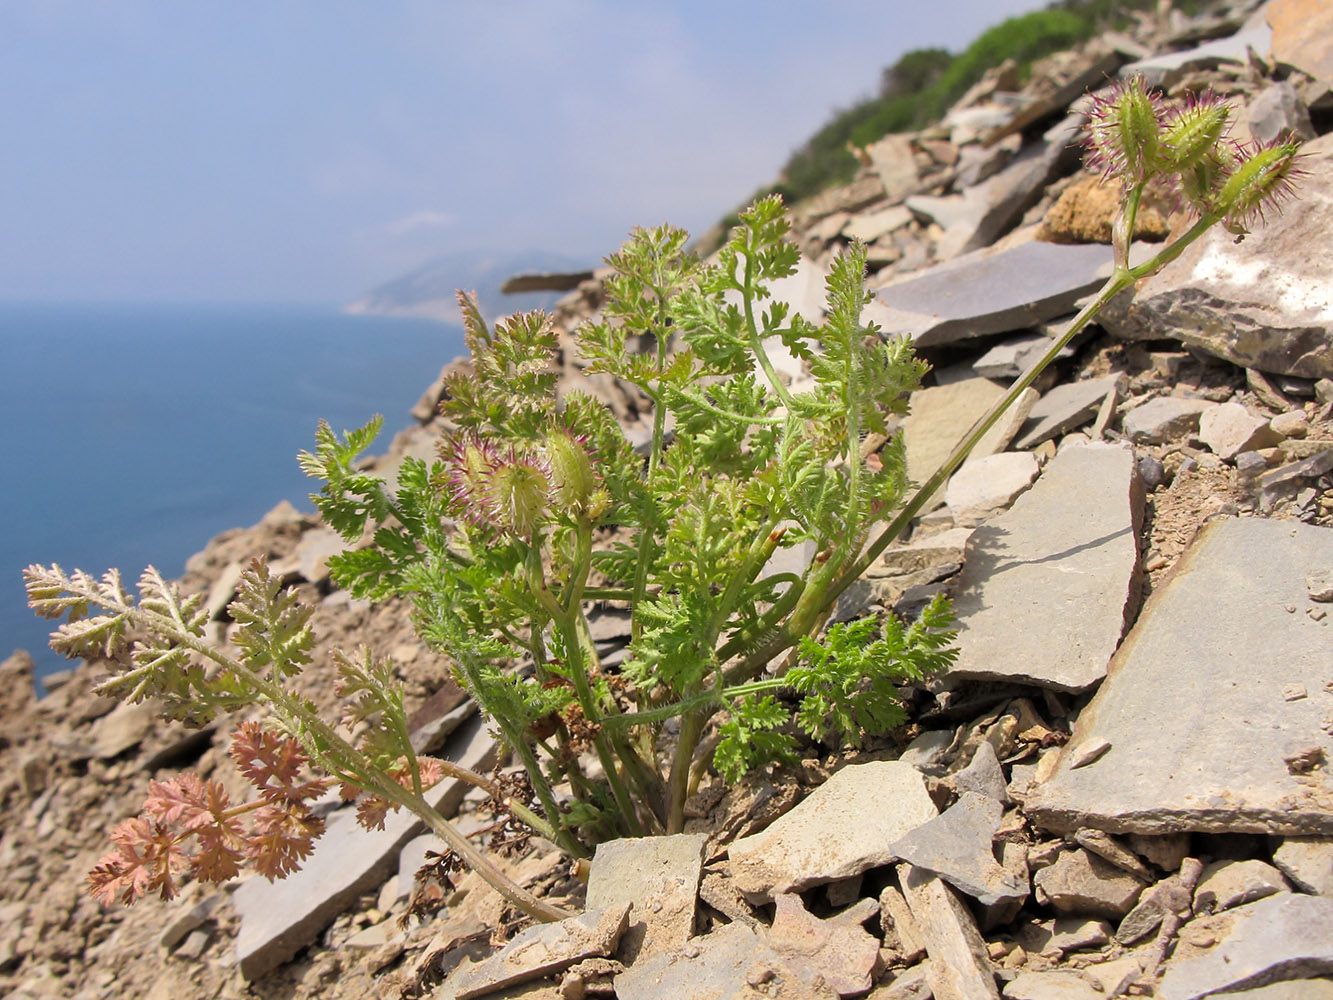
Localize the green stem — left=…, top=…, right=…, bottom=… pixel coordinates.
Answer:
left=112, top=596, right=569, bottom=921
left=744, top=249, right=796, bottom=409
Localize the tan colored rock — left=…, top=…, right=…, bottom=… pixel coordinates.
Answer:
left=901, top=379, right=1008, bottom=511
left=1268, top=0, right=1333, bottom=85
left=728, top=761, right=937, bottom=901
left=1040, top=175, right=1168, bottom=245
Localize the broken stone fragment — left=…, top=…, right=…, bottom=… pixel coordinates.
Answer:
left=869, top=241, right=1115, bottom=348
left=900, top=378, right=1008, bottom=512
left=443, top=902, right=631, bottom=1000
left=1120, top=396, right=1210, bottom=445
left=945, top=452, right=1040, bottom=528
left=1072, top=829, right=1152, bottom=881
left=1017, top=916, right=1112, bottom=957
left=890, top=792, right=1028, bottom=908
left=727, top=761, right=938, bottom=901
left=1032, top=849, right=1145, bottom=920
left=1013, top=376, right=1121, bottom=451
left=1026, top=518, right=1333, bottom=837
left=1197, top=402, right=1281, bottom=461
left=1116, top=873, right=1193, bottom=945
left=613, top=920, right=835, bottom=1000
left=1000, top=969, right=1102, bottom=1000
left=898, top=863, right=1001, bottom=1000
left=585, top=833, right=705, bottom=962
left=1158, top=893, right=1333, bottom=1000
left=767, top=893, right=881, bottom=997
left=1272, top=836, right=1333, bottom=895
left=947, top=443, right=1144, bottom=693
left=953, top=742, right=1009, bottom=804
left=1192, top=859, right=1289, bottom=915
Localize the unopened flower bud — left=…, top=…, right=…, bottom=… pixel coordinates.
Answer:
left=1160, top=93, right=1231, bottom=174
left=1215, top=138, right=1303, bottom=236
left=544, top=429, right=600, bottom=514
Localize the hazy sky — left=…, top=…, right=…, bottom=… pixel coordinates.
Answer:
left=1, top=1, right=1049, bottom=305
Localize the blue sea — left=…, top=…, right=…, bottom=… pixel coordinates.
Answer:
left=1, top=302, right=464, bottom=681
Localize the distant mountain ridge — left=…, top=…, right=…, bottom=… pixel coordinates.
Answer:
left=346, top=249, right=589, bottom=324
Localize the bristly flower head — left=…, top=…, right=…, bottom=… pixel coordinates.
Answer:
left=1214, top=137, right=1304, bottom=236
left=1086, top=76, right=1166, bottom=181
left=1159, top=89, right=1232, bottom=174
left=439, top=433, right=555, bottom=538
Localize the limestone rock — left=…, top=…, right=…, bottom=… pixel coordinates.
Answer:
left=845, top=205, right=913, bottom=243
left=1119, top=22, right=1272, bottom=88
left=890, top=792, right=1027, bottom=908
left=948, top=444, right=1144, bottom=692
left=614, top=920, right=834, bottom=1000
left=1198, top=402, right=1281, bottom=460
left=1098, top=132, right=1333, bottom=380
left=973, top=336, right=1073, bottom=381
left=1272, top=837, right=1333, bottom=895
left=444, top=902, right=630, bottom=1000
left=1268, top=0, right=1333, bottom=86
left=866, top=133, right=920, bottom=202
left=1026, top=518, right=1333, bottom=837
left=954, top=742, right=1009, bottom=804
left=1014, top=376, right=1120, bottom=451
left=901, top=379, right=1008, bottom=512
left=1158, top=893, right=1333, bottom=999
left=586, top=833, right=705, bottom=962
left=869, top=241, right=1115, bottom=348
left=1193, top=859, right=1289, bottom=915
left=1032, top=849, right=1145, bottom=920
left=767, top=893, right=881, bottom=997
left=898, top=864, right=1001, bottom=1000
left=1120, top=397, right=1210, bottom=444
left=946, top=452, right=1040, bottom=527
left=1246, top=81, right=1315, bottom=145
left=728, top=761, right=937, bottom=901
left=1001, top=970, right=1102, bottom=1000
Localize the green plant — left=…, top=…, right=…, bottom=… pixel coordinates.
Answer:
left=300, top=198, right=956, bottom=845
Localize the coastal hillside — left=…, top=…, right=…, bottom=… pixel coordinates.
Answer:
left=345, top=249, right=585, bottom=324
left=3, top=2, right=1332, bottom=999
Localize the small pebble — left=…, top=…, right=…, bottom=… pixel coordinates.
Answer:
left=1310, top=606, right=1328, bottom=622
left=1137, top=456, right=1166, bottom=489
left=1069, top=738, right=1111, bottom=769
left=1143, top=552, right=1168, bottom=572
left=1283, top=684, right=1308, bottom=701
left=1307, top=569, right=1333, bottom=603
left=1270, top=410, right=1309, bottom=438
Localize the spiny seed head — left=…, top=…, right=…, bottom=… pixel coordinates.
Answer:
left=1086, top=76, right=1165, bottom=181
left=487, top=452, right=553, bottom=539
left=1216, top=138, right=1304, bottom=236
left=544, top=428, right=600, bottom=514
left=439, top=434, right=500, bottom=524
left=1160, top=91, right=1231, bottom=174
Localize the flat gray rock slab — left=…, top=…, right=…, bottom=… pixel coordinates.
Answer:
left=1120, top=397, right=1210, bottom=444
left=1119, top=23, right=1271, bottom=87
left=587, top=833, right=706, bottom=962
left=890, top=792, right=1028, bottom=907
left=901, top=379, right=1007, bottom=512
left=1014, top=376, right=1120, bottom=451
left=899, top=863, right=1001, bottom=1000
left=947, top=443, right=1144, bottom=692
left=614, top=920, right=836, bottom=1000
left=1027, top=517, right=1333, bottom=837
left=728, top=761, right=937, bottom=901
left=1273, top=836, right=1333, bottom=895
left=1098, top=131, right=1333, bottom=379
left=1158, top=893, right=1333, bottom=1000
left=946, top=451, right=1040, bottom=527
left=868, top=241, right=1114, bottom=348
left=232, top=712, right=495, bottom=980
left=444, top=902, right=631, bottom=1000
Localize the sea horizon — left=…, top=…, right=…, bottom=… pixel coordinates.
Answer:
left=1, top=300, right=466, bottom=681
